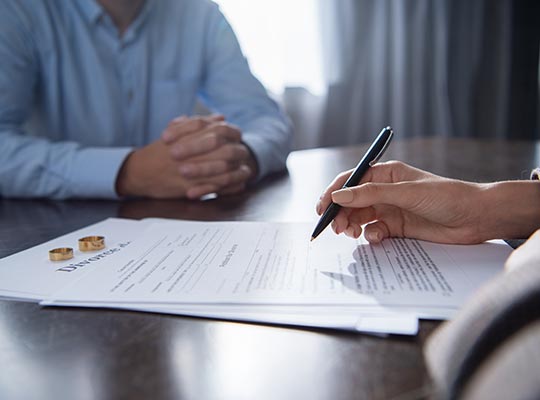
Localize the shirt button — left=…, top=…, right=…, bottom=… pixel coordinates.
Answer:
left=127, top=90, right=134, bottom=102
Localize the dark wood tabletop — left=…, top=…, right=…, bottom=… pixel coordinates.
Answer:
left=1, top=137, right=538, bottom=400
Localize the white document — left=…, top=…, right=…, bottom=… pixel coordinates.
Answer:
left=106, top=304, right=420, bottom=335
left=44, top=220, right=512, bottom=318
left=1, top=217, right=511, bottom=335
left=0, top=217, right=418, bottom=334
left=0, top=218, right=147, bottom=300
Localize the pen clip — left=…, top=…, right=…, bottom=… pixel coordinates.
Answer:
left=369, top=129, right=393, bottom=166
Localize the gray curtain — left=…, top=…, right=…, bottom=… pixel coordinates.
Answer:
left=305, top=0, right=540, bottom=147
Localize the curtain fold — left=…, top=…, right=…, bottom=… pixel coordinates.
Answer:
left=304, top=0, right=540, bottom=147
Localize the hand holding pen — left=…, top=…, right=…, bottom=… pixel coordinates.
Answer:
left=314, top=127, right=539, bottom=245
left=311, top=127, right=394, bottom=241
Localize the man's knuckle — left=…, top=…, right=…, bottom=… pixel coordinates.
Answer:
left=229, top=127, right=242, bottom=140
left=222, top=174, right=233, bottom=186
left=238, top=145, right=249, bottom=158
left=220, top=145, right=234, bottom=159
left=197, top=164, right=209, bottom=176
left=182, top=143, right=194, bottom=154
left=205, top=133, right=217, bottom=148
left=215, top=124, right=228, bottom=134
left=193, top=119, right=205, bottom=129
left=217, top=160, right=228, bottom=173
left=208, top=162, right=220, bottom=175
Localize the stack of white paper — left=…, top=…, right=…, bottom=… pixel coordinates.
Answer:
left=0, top=218, right=513, bottom=335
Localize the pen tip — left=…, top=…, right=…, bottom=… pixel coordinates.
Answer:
left=310, top=237, right=315, bottom=242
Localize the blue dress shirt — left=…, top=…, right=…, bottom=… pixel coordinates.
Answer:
left=0, top=0, right=292, bottom=199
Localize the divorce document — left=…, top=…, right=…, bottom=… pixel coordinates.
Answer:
left=0, top=218, right=147, bottom=301
left=44, top=219, right=512, bottom=320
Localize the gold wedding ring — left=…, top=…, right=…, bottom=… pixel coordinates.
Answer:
left=49, top=247, right=74, bottom=261
left=78, top=236, right=106, bottom=252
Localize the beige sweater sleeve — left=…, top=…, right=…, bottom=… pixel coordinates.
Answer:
left=424, top=231, right=540, bottom=399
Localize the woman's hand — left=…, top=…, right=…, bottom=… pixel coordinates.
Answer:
left=317, top=161, right=540, bottom=244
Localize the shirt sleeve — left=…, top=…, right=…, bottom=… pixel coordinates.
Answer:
left=0, top=4, right=132, bottom=199
left=198, top=4, right=293, bottom=180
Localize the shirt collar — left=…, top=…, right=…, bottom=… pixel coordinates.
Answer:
left=128, top=0, right=155, bottom=34
left=75, top=1, right=155, bottom=31
left=75, top=0, right=105, bottom=25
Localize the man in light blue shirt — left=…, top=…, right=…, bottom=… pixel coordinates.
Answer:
left=0, top=0, right=292, bottom=199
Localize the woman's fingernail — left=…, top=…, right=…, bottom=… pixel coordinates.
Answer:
left=316, top=200, right=322, bottom=214
left=332, top=189, right=353, bottom=204
left=366, top=231, right=380, bottom=242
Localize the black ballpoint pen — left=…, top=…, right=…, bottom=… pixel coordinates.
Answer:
left=310, top=126, right=394, bottom=241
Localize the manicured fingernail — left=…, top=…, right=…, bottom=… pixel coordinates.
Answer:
left=316, top=200, right=322, bottom=214
left=366, top=231, right=380, bottom=242
left=332, top=189, right=353, bottom=204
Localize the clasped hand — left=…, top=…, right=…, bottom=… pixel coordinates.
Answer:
left=116, top=114, right=257, bottom=199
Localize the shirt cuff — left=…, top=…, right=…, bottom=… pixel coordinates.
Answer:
left=69, top=147, right=134, bottom=199
left=241, top=134, right=268, bottom=181
left=242, top=133, right=286, bottom=181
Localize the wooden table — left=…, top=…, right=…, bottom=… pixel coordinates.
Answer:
left=1, top=138, right=538, bottom=400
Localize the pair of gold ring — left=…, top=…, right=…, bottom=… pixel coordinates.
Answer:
left=49, top=236, right=106, bottom=261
